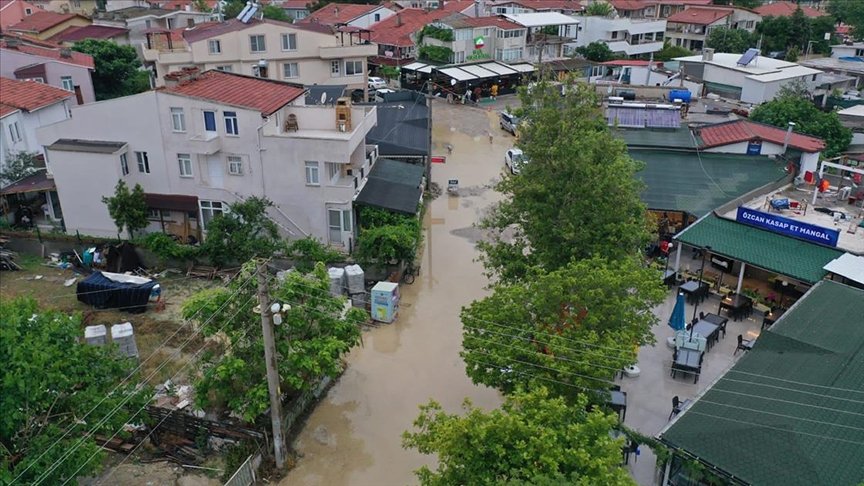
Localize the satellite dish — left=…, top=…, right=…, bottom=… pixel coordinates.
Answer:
left=320, top=91, right=327, bottom=105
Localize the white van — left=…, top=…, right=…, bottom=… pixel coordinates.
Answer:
left=499, top=111, right=519, bottom=135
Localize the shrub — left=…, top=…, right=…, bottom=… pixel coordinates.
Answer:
left=285, top=236, right=344, bottom=272
left=137, top=232, right=201, bottom=263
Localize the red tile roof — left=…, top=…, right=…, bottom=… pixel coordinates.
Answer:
left=0, top=76, right=74, bottom=112
left=755, top=1, right=825, bottom=18
left=304, top=3, right=380, bottom=25
left=0, top=0, right=45, bottom=29
left=6, top=10, right=81, bottom=33
left=0, top=103, right=20, bottom=117
left=0, top=36, right=95, bottom=68
left=609, top=0, right=656, bottom=11
left=49, top=24, right=129, bottom=43
left=658, top=0, right=712, bottom=5
left=160, top=70, right=305, bottom=115
left=446, top=14, right=522, bottom=29
left=281, top=0, right=310, bottom=8
left=697, top=120, right=825, bottom=153
left=370, top=2, right=472, bottom=46
left=667, top=7, right=732, bottom=25
left=505, top=0, right=583, bottom=12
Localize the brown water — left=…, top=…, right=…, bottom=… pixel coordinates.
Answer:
left=281, top=103, right=511, bottom=486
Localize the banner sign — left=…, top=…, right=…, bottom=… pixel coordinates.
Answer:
left=735, top=207, right=840, bottom=247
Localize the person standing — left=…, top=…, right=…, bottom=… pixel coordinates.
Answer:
left=491, top=83, right=498, bottom=100
left=473, top=86, right=482, bottom=104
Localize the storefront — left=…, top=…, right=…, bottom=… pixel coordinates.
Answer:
left=400, top=60, right=536, bottom=99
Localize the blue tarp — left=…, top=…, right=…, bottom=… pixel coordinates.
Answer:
left=76, top=271, right=157, bottom=313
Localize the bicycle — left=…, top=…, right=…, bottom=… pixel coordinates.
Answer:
left=402, top=263, right=419, bottom=284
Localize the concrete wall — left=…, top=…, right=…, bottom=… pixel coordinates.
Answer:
left=0, top=49, right=96, bottom=103
left=0, top=101, right=70, bottom=173
left=347, top=7, right=396, bottom=28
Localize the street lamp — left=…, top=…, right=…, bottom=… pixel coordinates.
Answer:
left=692, top=245, right=711, bottom=322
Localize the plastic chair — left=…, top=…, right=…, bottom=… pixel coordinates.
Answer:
left=669, top=396, right=682, bottom=420
left=735, top=334, right=754, bottom=355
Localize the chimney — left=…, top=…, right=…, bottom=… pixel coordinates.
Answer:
left=396, top=13, right=402, bottom=26
left=187, top=18, right=195, bottom=28
left=334, top=6, right=338, bottom=16
left=702, top=47, right=714, bottom=61
left=60, top=47, right=72, bottom=58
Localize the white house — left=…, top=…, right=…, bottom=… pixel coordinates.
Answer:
left=830, top=42, right=864, bottom=59
left=665, top=6, right=760, bottom=52
left=92, top=6, right=215, bottom=52
left=576, top=15, right=666, bottom=57
left=302, top=3, right=396, bottom=29
left=36, top=69, right=380, bottom=247
left=676, top=50, right=823, bottom=104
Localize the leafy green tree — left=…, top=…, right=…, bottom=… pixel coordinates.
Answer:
left=575, top=41, right=615, bottom=62
left=262, top=4, right=291, bottom=21
left=585, top=2, right=613, bottom=16
left=102, top=179, right=148, bottom=239
left=787, top=7, right=812, bottom=50
left=828, top=0, right=864, bottom=35
left=354, top=206, right=421, bottom=266
left=402, top=387, right=634, bottom=486
left=711, top=0, right=760, bottom=8
left=0, top=298, right=149, bottom=484
left=285, top=236, right=344, bottom=273
left=181, top=262, right=365, bottom=421
left=705, top=27, right=754, bottom=53
left=72, top=39, right=149, bottom=100
left=201, top=197, right=281, bottom=267
left=0, top=151, right=40, bottom=186
left=461, top=256, right=665, bottom=399
left=750, top=85, right=853, bottom=158
left=478, top=81, right=650, bottom=282
left=654, top=42, right=692, bottom=61
left=755, top=15, right=792, bottom=54
left=785, top=45, right=800, bottom=62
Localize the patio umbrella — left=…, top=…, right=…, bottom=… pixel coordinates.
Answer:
left=668, top=293, right=686, bottom=332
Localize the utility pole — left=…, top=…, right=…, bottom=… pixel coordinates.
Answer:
left=256, top=259, right=286, bottom=469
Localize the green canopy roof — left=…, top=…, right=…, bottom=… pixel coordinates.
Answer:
left=630, top=149, right=787, bottom=217
left=659, top=280, right=864, bottom=486
left=675, top=213, right=843, bottom=283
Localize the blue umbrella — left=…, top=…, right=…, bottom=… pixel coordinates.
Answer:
left=668, top=293, right=686, bottom=332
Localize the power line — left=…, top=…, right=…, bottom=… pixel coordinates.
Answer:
left=707, top=387, right=864, bottom=418
left=695, top=399, right=864, bottom=433
left=13, top=271, right=255, bottom=484
left=467, top=348, right=618, bottom=388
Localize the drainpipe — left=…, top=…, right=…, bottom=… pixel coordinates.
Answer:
left=257, top=116, right=268, bottom=198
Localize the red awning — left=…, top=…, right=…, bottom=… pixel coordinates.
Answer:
left=0, top=171, right=55, bottom=195
left=144, top=193, right=198, bottom=212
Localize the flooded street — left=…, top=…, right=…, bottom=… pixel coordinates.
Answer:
left=282, top=100, right=512, bottom=486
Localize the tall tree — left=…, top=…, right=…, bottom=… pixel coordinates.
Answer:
left=102, top=179, right=148, bottom=239
left=787, top=7, right=813, bottom=50
left=705, top=27, right=754, bottom=53
left=262, top=4, right=291, bottom=21
left=477, top=81, right=650, bottom=283
left=200, top=197, right=281, bottom=268
left=0, top=151, right=40, bottom=186
left=403, top=387, right=634, bottom=486
left=181, top=262, right=365, bottom=421
left=750, top=84, right=853, bottom=158
left=654, top=42, right=692, bottom=61
left=575, top=41, right=615, bottom=62
left=72, top=39, right=149, bottom=100
left=828, top=0, right=864, bottom=34
left=0, top=298, right=149, bottom=484
left=461, top=256, right=665, bottom=399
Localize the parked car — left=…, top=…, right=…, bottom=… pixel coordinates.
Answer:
left=368, top=76, right=387, bottom=89
left=500, top=111, right=519, bottom=135
left=504, top=148, right=527, bottom=174
left=374, top=88, right=396, bottom=102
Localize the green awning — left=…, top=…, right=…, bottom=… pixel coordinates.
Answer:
left=675, top=213, right=843, bottom=283
left=659, top=280, right=864, bottom=486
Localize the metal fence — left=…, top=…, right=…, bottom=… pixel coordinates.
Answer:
left=224, top=453, right=260, bottom=486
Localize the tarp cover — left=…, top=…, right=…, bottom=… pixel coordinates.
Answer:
left=77, top=271, right=157, bottom=313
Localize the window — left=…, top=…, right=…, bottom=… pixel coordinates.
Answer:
left=216, top=65, right=233, bottom=72
left=250, top=34, right=266, bottom=52
left=305, top=161, right=319, bottom=185
left=812, top=74, right=818, bottom=81
left=344, top=60, right=363, bottom=76
left=453, top=51, right=465, bottom=63
left=8, top=122, right=22, bottom=143
left=224, top=111, right=239, bottom=135
left=203, top=110, right=216, bottom=132
left=208, top=39, right=221, bottom=54
left=374, top=13, right=380, bottom=21
left=199, top=200, right=227, bottom=229
left=170, top=107, right=186, bottom=132
left=72, top=0, right=80, bottom=7
left=497, top=29, right=523, bottom=39
left=281, top=33, right=296, bottom=50
left=856, top=48, right=864, bottom=57
left=60, top=76, right=74, bottom=91
left=178, top=153, right=193, bottom=177
left=147, top=208, right=163, bottom=220
left=227, top=155, right=243, bottom=175
left=326, top=162, right=340, bottom=182
left=25, top=7, right=32, bottom=14
left=611, top=31, right=618, bottom=39
left=282, top=62, right=299, bottom=78
left=330, top=60, right=340, bottom=76
left=120, top=153, right=129, bottom=175
left=136, top=151, right=150, bottom=173
left=495, top=47, right=523, bottom=62
left=145, top=19, right=151, bottom=28
left=455, top=28, right=471, bottom=41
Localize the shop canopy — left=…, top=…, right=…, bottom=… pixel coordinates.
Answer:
left=674, top=213, right=843, bottom=284
left=401, top=62, right=434, bottom=74
left=355, top=158, right=424, bottom=215
left=659, top=280, right=864, bottom=486
left=823, top=253, right=864, bottom=286
left=432, top=61, right=535, bottom=84
left=0, top=170, right=55, bottom=196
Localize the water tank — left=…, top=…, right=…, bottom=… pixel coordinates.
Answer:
left=84, top=325, right=107, bottom=346
left=111, top=322, right=139, bottom=359
left=669, top=90, right=692, bottom=103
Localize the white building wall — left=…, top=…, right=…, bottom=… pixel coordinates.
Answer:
left=0, top=49, right=96, bottom=103
left=703, top=140, right=785, bottom=155
left=347, top=7, right=396, bottom=28
left=0, top=101, right=70, bottom=175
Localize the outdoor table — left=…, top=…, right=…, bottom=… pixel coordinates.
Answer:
left=672, top=348, right=702, bottom=383
left=607, top=391, right=627, bottom=422
left=701, top=313, right=728, bottom=338
left=720, top=294, right=753, bottom=321
left=690, top=321, right=720, bottom=350
left=762, top=310, right=785, bottom=330
left=679, top=281, right=707, bottom=304
left=662, top=270, right=676, bottom=286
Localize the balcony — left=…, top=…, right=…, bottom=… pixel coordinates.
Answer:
left=263, top=105, right=378, bottom=161
left=141, top=43, right=192, bottom=63
left=607, top=40, right=665, bottom=56
left=318, top=43, right=377, bottom=60
left=188, top=132, right=221, bottom=155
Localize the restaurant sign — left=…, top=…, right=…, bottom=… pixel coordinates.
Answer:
left=735, top=207, right=840, bottom=247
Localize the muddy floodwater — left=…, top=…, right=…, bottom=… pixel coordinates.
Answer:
left=281, top=102, right=512, bottom=486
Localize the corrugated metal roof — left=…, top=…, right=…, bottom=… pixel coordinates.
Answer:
left=660, top=279, right=864, bottom=486
left=674, top=213, right=843, bottom=283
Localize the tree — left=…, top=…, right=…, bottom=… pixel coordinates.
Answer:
left=575, top=41, right=615, bottom=62
left=72, top=39, right=149, bottom=100
left=712, top=0, right=759, bottom=8
left=585, top=2, right=613, bottom=16
left=705, top=27, right=754, bottom=53
left=0, top=298, right=149, bottom=484
left=460, top=256, right=665, bottom=399
left=828, top=0, right=864, bottom=37
left=784, top=45, right=800, bottom=62
left=0, top=151, right=40, bottom=186
left=262, top=4, right=291, bottom=21
left=102, top=179, right=148, bottom=239
left=787, top=7, right=812, bottom=51
left=402, top=387, right=634, bottom=486
left=750, top=84, right=853, bottom=158
left=654, top=42, right=692, bottom=61
left=756, top=13, right=836, bottom=56
left=181, top=262, right=365, bottom=421
left=478, top=81, right=650, bottom=283
left=200, top=197, right=281, bottom=268
left=755, top=15, right=792, bottom=54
